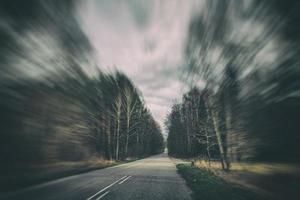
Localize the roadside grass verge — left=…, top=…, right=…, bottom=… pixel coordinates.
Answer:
left=193, top=160, right=300, bottom=199
left=176, top=164, right=270, bottom=200
left=0, top=158, right=138, bottom=193
left=194, top=160, right=300, bottom=175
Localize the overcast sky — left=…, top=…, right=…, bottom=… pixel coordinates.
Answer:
left=78, top=0, right=203, bottom=133
left=77, top=0, right=287, bottom=136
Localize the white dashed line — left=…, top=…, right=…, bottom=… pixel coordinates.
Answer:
left=96, top=191, right=110, bottom=200
left=118, top=176, right=132, bottom=184
left=87, top=176, right=127, bottom=200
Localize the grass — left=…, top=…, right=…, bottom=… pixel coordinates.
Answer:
left=1, top=158, right=138, bottom=192
left=176, top=164, right=270, bottom=200
left=194, top=160, right=300, bottom=175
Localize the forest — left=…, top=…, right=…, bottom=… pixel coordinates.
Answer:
left=167, top=0, right=300, bottom=170
left=0, top=0, right=164, bottom=190
left=0, top=71, right=164, bottom=164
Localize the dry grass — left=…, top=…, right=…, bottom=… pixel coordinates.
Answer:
left=36, top=158, right=116, bottom=170
left=1, top=158, right=120, bottom=192
left=192, top=159, right=300, bottom=199
left=177, top=164, right=268, bottom=200
left=194, top=160, right=300, bottom=175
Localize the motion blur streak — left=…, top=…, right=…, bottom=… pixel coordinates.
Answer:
left=0, top=0, right=299, bottom=200
left=182, top=0, right=300, bottom=162
left=0, top=0, right=164, bottom=192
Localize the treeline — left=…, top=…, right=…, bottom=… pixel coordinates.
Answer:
left=0, top=0, right=164, bottom=170
left=167, top=76, right=299, bottom=170
left=0, top=69, right=164, bottom=167
left=167, top=1, right=300, bottom=169
left=166, top=86, right=248, bottom=170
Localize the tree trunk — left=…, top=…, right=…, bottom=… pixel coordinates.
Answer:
left=224, top=102, right=232, bottom=169
left=115, top=118, right=120, bottom=160
left=125, top=113, right=130, bottom=157
left=135, top=132, right=139, bottom=155
left=205, top=129, right=211, bottom=166
left=106, top=117, right=112, bottom=160
left=210, top=106, right=227, bottom=170
left=204, top=107, right=211, bottom=166
left=114, top=95, right=122, bottom=160
left=186, top=122, right=191, bottom=156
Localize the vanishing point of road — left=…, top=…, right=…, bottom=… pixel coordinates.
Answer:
left=1, top=153, right=192, bottom=200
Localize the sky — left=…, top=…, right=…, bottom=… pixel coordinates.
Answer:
left=76, top=0, right=291, bottom=136
left=1, top=0, right=293, bottom=137
left=77, top=0, right=203, bottom=133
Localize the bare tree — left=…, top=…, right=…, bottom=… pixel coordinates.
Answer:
left=122, top=87, right=138, bottom=157
left=113, top=94, right=122, bottom=160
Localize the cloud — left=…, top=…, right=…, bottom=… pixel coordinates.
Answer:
left=77, top=0, right=200, bottom=133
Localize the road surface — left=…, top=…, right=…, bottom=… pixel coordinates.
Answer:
left=0, top=153, right=192, bottom=200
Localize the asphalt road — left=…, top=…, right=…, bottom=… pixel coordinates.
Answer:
left=0, top=153, right=192, bottom=200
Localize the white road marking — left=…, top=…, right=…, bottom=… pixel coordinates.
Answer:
left=87, top=176, right=127, bottom=200
left=118, top=175, right=132, bottom=184
left=96, top=191, right=110, bottom=200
